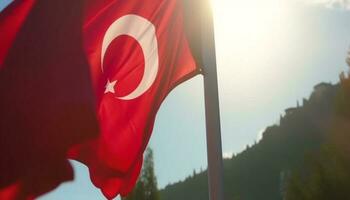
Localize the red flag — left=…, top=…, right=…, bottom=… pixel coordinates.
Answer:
left=0, top=0, right=199, bottom=198
left=0, top=0, right=34, bottom=67
left=69, top=0, right=199, bottom=198
left=0, top=0, right=98, bottom=198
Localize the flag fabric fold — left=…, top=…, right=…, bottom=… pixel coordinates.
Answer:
left=0, top=0, right=35, bottom=67
left=0, top=0, right=99, bottom=198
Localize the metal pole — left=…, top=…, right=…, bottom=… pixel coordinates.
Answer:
left=201, top=2, right=225, bottom=200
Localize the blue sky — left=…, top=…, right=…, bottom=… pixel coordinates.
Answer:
left=1, top=0, right=350, bottom=199
left=0, top=0, right=11, bottom=11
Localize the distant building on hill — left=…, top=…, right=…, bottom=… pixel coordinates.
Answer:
left=285, top=107, right=297, bottom=116
left=313, top=82, right=332, bottom=93
left=310, top=82, right=333, bottom=102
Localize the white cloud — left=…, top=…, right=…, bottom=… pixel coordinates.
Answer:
left=223, top=151, right=233, bottom=159
left=310, top=0, right=350, bottom=10
left=256, top=128, right=265, bottom=142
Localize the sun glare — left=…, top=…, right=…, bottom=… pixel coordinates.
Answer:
left=210, top=0, right=301, bottom=103
left=211, top=0, right=293, bottom=65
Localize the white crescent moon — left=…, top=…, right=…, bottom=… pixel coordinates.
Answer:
left=101, top=14, right=159, bottom=100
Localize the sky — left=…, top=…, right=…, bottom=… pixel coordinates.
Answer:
left=1, top=0, right=350, bottom=199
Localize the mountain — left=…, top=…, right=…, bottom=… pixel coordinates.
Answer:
left=160, top=76, right=350, bottom=200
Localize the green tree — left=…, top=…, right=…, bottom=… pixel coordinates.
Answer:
left=286, top=145, right=350, bottom=200
left=125, top=181, right=146, bottom=200
left=142, top=148, right=160, bottom=200
left=123, top=148, right=160, bottom=200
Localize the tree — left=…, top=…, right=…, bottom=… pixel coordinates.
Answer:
left=126, top=181, right=146, bottom=200
left=123, top=148, right=160, bottom=200
left=285, top=144, right=350, bottom=200
left=142, top=148, right=160, bottom=200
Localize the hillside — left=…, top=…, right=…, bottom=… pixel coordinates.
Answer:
left=160, top=78, right=349, bottom=200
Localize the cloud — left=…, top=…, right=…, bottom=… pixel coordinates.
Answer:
left=310, top=0, right=350, bottom=10
left=223, top=152, right=233, bottom=159
left=256, top=128, right=265, bottom=142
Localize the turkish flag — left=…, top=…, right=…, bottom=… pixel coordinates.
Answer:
left=68, top=0, right=199, bottom=198
left=0, top=0, right=199, bottom=199
left=0, top=0, right=98, bottom=198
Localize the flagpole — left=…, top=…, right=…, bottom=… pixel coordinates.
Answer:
left=200, top=2, right=225, bottom=200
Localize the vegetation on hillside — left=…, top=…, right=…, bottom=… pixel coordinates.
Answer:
left=123, top=148, right=160, bottom=200
left=160, top=71, right=350, bottom=199
left=285, top=70, right=350, bottom=200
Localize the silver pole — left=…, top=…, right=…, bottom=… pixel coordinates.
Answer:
left=200, top=2, right=225, bottom=200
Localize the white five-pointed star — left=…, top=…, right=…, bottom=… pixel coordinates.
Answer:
left=104, top=79, right=117, bottom=94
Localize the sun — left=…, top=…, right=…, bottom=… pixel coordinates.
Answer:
left=209, top=0, right=299, bottom=97
left=211, top=0, right=292, bottom=62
